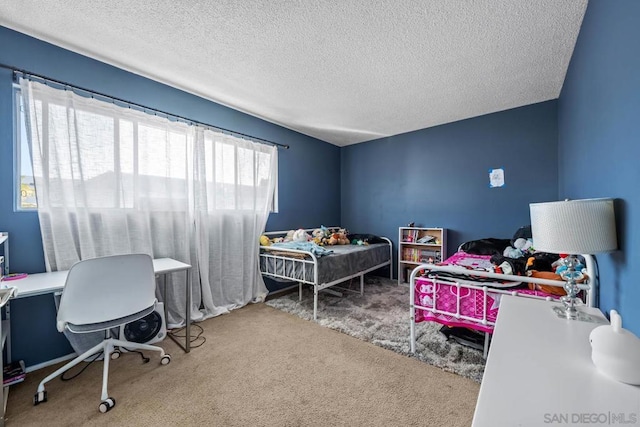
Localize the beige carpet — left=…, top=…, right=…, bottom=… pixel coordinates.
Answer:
left=6, top=303, right=479, bottom=426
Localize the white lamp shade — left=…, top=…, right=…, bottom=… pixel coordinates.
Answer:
left=529, top=198, right=617, bottom=254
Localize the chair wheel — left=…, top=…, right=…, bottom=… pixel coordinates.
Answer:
left=161, top=354, right=171, bottom=365
left=33, top=390, right=47, bottom=405
left=111, top=349, right=122, bottom=360
left=99, top=397, right=116, bottom=413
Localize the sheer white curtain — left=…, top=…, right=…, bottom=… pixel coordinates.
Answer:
left=194, top=129, right=276, bottom=317
left=20, top=78, right=277, bottom=325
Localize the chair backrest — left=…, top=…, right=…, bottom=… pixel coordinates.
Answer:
left=56, top=254, right=156, bottom=332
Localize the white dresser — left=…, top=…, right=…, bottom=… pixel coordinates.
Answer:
left=473, top=296, right=640, bottom=427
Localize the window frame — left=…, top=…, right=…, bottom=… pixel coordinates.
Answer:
left=14, top=84, right=38, bottom=212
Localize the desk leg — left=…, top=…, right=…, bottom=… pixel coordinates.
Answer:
left=185, top=269, right=191, bottom=353
left=163, top=276, right=169, bottom=328
left=165, top=269, right=191, bottom=353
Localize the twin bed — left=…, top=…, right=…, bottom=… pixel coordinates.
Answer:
left=409, top=244, right=598, bottom=357
left=259, top=228, right=392, bottom=320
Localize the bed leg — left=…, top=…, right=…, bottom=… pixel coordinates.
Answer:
left=313, top=286, right=318, bottom=321
left=360, top=275, right=364, bottom=296
left=298, top=282, right=302, bottom=302
left=483, top=332, right=490, bottom=359
left=410, top=308, right=416, bottom=353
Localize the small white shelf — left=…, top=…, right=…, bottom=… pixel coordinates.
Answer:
left=398, top=227, right=446, bottom=285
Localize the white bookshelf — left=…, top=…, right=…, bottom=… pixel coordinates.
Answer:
left=398, top=227, right=446, bottom=285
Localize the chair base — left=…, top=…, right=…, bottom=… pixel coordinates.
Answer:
left=34, top=337, right=170, bottom=412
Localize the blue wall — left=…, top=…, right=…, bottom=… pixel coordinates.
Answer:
left=0, top=26, right=341, bottom=366
left=558, top=1, right=640, bottom=334
left=341, top=101, right=559, bottom=273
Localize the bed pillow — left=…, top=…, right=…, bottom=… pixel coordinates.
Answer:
left=459, top=238, right=512, bottom=256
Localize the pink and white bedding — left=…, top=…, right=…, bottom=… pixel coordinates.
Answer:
left=413, top=251, right=560, bottom=333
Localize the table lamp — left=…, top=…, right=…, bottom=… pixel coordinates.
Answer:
left=529, top=198, right=617, bottom=320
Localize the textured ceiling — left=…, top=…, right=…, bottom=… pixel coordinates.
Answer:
left=0, top=1, right=588, bottom=146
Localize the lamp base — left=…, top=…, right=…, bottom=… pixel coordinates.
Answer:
left=552, top=305, right=599, bottom=323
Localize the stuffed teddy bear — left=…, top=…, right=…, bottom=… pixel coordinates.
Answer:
left=338, top=228, right=350, bottom=245
left=324, top=228, right=349, bottom=245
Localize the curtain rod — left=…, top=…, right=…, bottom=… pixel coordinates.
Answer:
left=0, top=62, right=289, bottom=149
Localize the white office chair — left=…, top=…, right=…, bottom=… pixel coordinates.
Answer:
left=33, top=254, right=171, bottom=413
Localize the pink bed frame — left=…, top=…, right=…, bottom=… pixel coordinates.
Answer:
left=409, top=251, right=597, bottom=357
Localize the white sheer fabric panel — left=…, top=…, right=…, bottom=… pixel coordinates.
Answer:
left=194, top=130, right=275, bottom=318
left=20, top=79, right=277, bottom=326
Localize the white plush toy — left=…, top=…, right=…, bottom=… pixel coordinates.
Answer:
left=502, top=238, right=534, bottom=259
left=589, top=310, right=640, bottom=385
left=292, top=228, right=310, bottom=243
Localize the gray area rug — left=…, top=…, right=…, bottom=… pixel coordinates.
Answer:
left=266, top=276, right=486, bottom=382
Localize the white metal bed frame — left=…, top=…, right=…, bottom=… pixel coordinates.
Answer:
left=260, top=227, right=393, bottom=320
left=409, top=254, right=598, bottom=358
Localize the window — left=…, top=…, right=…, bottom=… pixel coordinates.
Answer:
left=14, top=86, right=37, bottom=210
left=14, top=85, right=278, bottom=213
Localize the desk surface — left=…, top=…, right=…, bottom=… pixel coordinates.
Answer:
left=3, top=258, right=191, bottom=298
left=473, top=296, right=640, bottom=427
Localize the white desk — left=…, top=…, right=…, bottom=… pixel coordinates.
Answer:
left=473, top=296, right=640, bottom=426
left=5, top=258, right=192, bottom=353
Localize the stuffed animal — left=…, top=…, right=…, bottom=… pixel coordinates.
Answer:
left=490, top=254, right=527, bottom=275
left=502, top=238, right=534, bottom=259
left=310, top=226, right=332, bottom=245
left=259, top=235, right=271, bottom=246
left=338, top=228, right=350, bottom=244
left=514, top=237, right=534, bottom=253
left=325, top=228, right=350, bottom=245
left=503, top=246, right=523, bottom=259
left=526, top=270, right=566, bottom=296
left=555, top=259, right=585, bottom=277
left=284, top=229, right=295, bottom=242
left=524, top=253, right=568, bottom=296
left=590, top=310, right=640, bottom=385
left=292, top=228, right=311, bottom=242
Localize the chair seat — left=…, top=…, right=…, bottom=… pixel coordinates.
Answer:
left=66, top=305, right=156, bottom=334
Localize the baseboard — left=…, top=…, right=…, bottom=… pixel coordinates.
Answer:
left=24, top=352, right=76, bottom=373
